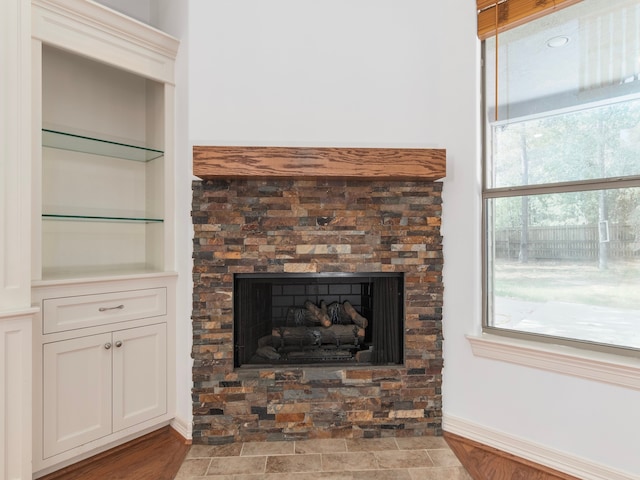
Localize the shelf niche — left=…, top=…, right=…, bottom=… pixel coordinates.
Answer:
left=37, top=45, right=167, bottom=281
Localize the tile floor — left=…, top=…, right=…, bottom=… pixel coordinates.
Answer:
left=175, top=436, right=472, bottom=480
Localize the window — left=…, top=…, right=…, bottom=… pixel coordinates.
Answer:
left=482, top=0, right=640, bottom=353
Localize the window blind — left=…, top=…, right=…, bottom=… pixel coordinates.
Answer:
left=477, top=0, right=582, bottom=39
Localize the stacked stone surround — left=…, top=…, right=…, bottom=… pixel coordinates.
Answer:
left=191, top=178, right=443, bottom=444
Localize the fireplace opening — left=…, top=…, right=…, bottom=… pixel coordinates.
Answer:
left=234, top=273, right=404, bottom=367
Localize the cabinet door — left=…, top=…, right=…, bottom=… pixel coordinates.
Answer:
left=43, top=333, right=112, bottom=458
left=112, top=323, right=166, bottom=432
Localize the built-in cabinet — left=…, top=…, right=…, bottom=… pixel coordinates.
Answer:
left=30, top=1, right=179, bottom=477
left=33, top=277, right=175, bottom=476
left=42, top=322, right=166, bottom=459
left=1, top=0, right=34, bottom=478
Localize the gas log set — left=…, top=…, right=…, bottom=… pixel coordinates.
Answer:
left=234, top=273, right=403, bottom=367
left=253, top=300, right=371, bottom=364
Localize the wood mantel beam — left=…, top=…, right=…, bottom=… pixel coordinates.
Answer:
left=193, top=146, right=446, bottom=181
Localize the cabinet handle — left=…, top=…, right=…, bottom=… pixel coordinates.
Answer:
left=99, top=304, right=125, bottom=312
left=115, top=340, right=123, bottom=348
left=104, top=343, right=112, bottom=350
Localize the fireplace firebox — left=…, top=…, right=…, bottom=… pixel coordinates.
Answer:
left=234, top=273, right=403, bottom=367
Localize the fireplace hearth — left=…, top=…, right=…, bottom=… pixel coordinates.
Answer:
left=234, top=273, right=403, bottom=367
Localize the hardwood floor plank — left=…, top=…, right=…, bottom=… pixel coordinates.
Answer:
left=39, top=426, right=190, bottom=480
left=444, top=432, right=581, bottom=480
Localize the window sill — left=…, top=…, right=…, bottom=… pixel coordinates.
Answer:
left=467, top=333, right=640, bottom=391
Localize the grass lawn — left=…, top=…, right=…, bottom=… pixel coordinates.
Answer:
left=493, top=259, right=640, bottom=311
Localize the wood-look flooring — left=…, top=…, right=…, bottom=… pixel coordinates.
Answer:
left=444, top=431, right=581, bottom=480
left=39, top=426, right=190, bottom=480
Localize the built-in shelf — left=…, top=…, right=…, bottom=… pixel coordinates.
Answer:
left=43, top=129, right=163, bottom=162
left=38, top=266, right=167, bottom=284
left=42, top=214, right=163, bottom=223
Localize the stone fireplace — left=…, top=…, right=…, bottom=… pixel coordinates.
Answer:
left=191, top=146, right=445, bottom=444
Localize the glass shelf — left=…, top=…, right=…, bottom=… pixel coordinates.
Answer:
left=42, top=129, right=163, bottom=162
left=43, top=214, right=163, bottom=223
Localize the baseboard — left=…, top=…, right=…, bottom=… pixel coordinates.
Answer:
left=170, top=415, right=192, bottom=442
left=444, top=414, right=638, bottom=480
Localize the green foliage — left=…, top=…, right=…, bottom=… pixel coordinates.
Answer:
left=490, top=98, right=640, bottom=231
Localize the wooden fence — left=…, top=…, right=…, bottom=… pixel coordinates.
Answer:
left=494, top=224, right=638, bottom=260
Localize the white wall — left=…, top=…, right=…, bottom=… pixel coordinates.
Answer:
left=189, top=0, right=444, bottom=148
left=92, top=0, right=152, bottom=24
left=187, top=1, right=640, bottom=478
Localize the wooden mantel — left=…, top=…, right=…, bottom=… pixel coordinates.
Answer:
left=192, top=146, right=446, bottom=181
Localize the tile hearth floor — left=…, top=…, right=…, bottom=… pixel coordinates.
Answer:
left=175, top=436, right=472, bottom=480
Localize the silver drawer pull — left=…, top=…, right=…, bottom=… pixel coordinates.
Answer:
left=115, top=341, right=123, bottom=348
left=99, top=304, right=125, bottom=312
left=104, top=343, right=112, bottom=350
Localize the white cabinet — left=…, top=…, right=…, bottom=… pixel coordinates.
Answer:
left=30, top=1, right=179, bottom=477
left=0, top=311, right=35, bottom=480
left=43, top=324, right=166, bottom=459
left=43, top=332, right=112, bottom=458
left=33, top=277, right=175, bottom=477
left=2, top=2, right=33, bottom=478
left=112, top=324, right=167, bottom=432
left=42, top=287, right=166, bottom=334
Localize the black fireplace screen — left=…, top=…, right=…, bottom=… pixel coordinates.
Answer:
left=234, top=273, right=404, bottom=366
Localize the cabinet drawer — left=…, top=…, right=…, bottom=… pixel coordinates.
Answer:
left=43, top=288, right=166, bottom=334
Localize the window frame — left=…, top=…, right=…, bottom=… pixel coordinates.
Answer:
left=480, top=30, right=640, bottom=357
